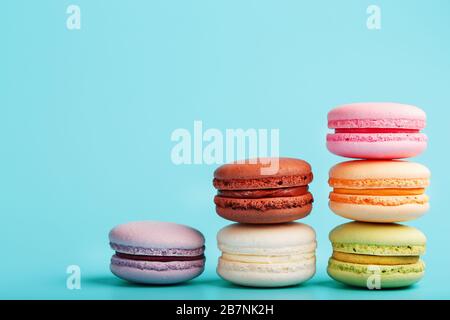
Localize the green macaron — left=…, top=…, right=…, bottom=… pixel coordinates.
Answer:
left=327, top=222, right=426, bottom=289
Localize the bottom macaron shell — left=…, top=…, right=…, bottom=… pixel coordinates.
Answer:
left=217, top=258, right=315, bottom=287
left=327, top=259, right=425, bottom=289
left=329, top=201, right=428, bottom=223
left=326, top=140, right=427, bottom=159
left=216, top=205, right=312, bottom=224
left=110, top=256, right=205, bottom=285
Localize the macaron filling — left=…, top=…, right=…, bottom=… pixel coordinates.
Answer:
left=332, top=188, right=425, bottom=196
left=213, top=174, right=313, bottom=190
left=115, top=252, right=205, bottom=262
left=217, top=186, right=309, bottom=199
left=332, top=251, right=419, bottom=265
left=334, top=128, right=421, bottom=134
left=221, top=252, right=315, bottom=265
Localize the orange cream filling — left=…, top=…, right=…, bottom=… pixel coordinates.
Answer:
left=333, top=188, right=425, bottom=196
left=329, top=192, right=429, bottom=206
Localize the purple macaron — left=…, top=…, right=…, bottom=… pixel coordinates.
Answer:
left=109, top=221, right=205, bottom=285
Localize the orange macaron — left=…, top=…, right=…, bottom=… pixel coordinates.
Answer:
left=328, top=160, right=430, bottom=223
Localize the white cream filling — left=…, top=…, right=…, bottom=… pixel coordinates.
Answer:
left=221, top=252, right=315, bottom=264
left=218, top=242, right=317, bottom=256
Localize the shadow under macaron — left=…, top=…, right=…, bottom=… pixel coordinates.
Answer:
left=314, top=278, right=421, bottom=292
left=84, top=274, right=207, bottom=288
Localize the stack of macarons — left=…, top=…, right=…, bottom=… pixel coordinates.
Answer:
left=212, top=158, right=317, bottom=287
left=326, top=102, right=430, bottom=289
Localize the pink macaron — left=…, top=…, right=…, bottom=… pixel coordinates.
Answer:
left=109, top=221, right=205, bottom=285
left=327, top=103, right=427, bottom=159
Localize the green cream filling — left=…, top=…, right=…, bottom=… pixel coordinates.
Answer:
left=328, top=258, right=425, bottom=275
left=332, top=243, right=425, bottom=256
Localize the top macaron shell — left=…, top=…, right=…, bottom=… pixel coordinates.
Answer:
left=328, top=103, right=426, bottom=127
left=329, top=221, right=426, bottom=250
left=217, top=222, right=317, bottom=254
left=329, top=160, right=431, bottom=182
left=109, top=221, right=205, bottom=252
left=213, top=157, right=312, bottom=189
left=327, top=103, right=427, bottom=159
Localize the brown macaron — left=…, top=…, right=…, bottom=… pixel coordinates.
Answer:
left=213, top=157, right=314, bottom=224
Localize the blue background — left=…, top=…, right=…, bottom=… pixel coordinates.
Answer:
left=2, top=0, right=450, bottom=299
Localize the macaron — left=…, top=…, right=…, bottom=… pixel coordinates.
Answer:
left=329, top=160, right=430, bottom=222
left=217, top=222, right=316, bottom=287
left=327, top=102, right=427, bottom=159
left=109, top=221, right=205, bottom=285
left=328, top=222, right=426, bottom=289
left=213, top=157, right=314, bottom=224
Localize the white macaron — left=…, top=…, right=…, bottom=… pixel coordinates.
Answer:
left=216, top=222, right=317, bottom=287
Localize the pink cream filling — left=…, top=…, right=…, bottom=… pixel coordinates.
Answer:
left=335, top=128, right=420, bottom=134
